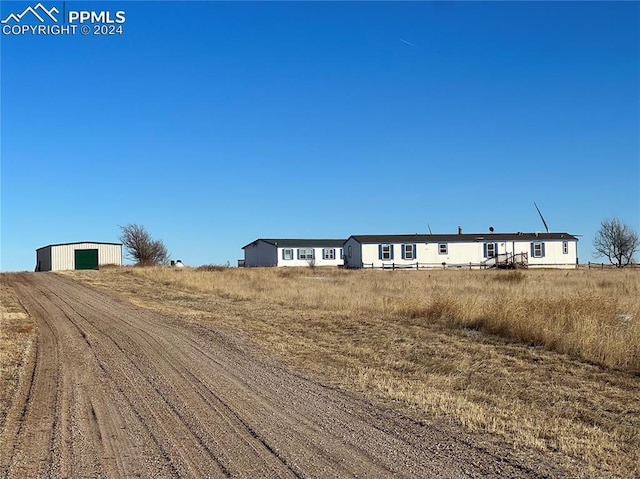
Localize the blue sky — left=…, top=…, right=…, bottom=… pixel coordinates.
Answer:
left=1, top=1, right=638, bottom=270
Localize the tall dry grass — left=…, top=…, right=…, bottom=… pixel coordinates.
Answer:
left=120, top=267, right=639, bottom=372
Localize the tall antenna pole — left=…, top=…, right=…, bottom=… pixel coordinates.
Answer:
left=534, top=202, right=550, bottom=233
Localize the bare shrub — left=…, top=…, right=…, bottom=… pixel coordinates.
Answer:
left=119, top=224, right=170, bottom=266
left=593, top=217, right=639, bottom=267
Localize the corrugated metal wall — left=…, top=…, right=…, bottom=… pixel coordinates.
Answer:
left=48, top=243, right=122, bottom=271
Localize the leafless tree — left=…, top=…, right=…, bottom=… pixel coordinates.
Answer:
left=593, top=217, right=639, bottom=267
left=119, top=224, right=170, bottom=266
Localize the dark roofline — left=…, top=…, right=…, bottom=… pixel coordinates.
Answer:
left=36, top=242, right=123, bottom=251
left=346, top=232, right=578, bottom=244
left=242, top=238, right=346, bottom=249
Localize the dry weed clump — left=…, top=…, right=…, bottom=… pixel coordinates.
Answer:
left=196, top=264, right=231, bottom=272
left=98, top=263, right=122, bottom=270
left=492, top=270, right=526, bottom=283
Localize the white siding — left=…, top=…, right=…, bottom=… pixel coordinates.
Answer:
left=359, top=242, right=422, bottom=268
left=361, top=243, right=384, bottom=267
left=244, top=240, right=345, bottom=267
left=276, top=247, right=344, bottom=267
left=358, top=240, right=479, bottom=268
left=352, top=238, right=578, bottom=269
left=38, top=243, right=122, bottom=271
left=423, top=241, right=484, bottom=267
left=520, top=239, right=577, bottom=268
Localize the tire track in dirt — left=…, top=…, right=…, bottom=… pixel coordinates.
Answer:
left=43, top=281, right=296, bottom=478
left=1, top=273, right=556, bottom=478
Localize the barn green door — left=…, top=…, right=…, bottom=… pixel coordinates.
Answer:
left=75, top=249, right=98, bottom=270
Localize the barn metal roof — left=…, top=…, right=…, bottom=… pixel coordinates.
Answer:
left=36, top=242, right=123, bottom=251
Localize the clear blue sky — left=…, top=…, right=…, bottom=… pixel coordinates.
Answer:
left=1, top=1, right=638, bottom=270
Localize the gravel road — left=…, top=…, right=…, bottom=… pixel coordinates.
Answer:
left=0, top=273, right=552, bottom=478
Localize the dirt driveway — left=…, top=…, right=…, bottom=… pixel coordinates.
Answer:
left=0, top=273, right=548, bottom=478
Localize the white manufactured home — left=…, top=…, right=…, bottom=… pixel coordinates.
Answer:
left=343, top=232, right=578, bottom=269
left=242, top=239, right=345, bottom=267
left=36, top=242, right=123, bottom=272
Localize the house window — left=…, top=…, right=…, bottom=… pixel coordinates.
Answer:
left=485, top=243, right=496, bottom=258
left=381, top=244, right=392, bottom=260
left=348, top=245, right=352, bottom=258
left=532, top=242, right=544, bottom=258
left=323, top=248, right=335, bottom=260
left=282, top=249, right=293, bottom=260
left=339, top=248, right=344, bottom=259
left=298, top=248, right=314, bottom=260
left=563, top=241, right=568, bottom=254
left=403, top=244, right=415, bottom=260
left=438, top=243, right=448, bottom=255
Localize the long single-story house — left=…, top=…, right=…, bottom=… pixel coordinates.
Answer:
left=343, top=232, right=578, bottom=269
left=242, top=239, right=345, bottom=267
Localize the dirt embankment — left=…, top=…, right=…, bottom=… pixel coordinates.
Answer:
left=0, top=273, right=556, bottom=478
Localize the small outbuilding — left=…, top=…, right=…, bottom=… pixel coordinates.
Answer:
left=35, top=242, right=123, bottom=272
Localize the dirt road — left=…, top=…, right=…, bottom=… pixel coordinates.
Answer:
left=1, top=273, right=550, bottom=478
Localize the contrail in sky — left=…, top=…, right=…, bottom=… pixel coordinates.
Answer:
left=399, top=39, right=416, bottom=47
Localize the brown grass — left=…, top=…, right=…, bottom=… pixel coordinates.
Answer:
left=0, top=279, right=34, bottom=429
left=63, top=267, right=640, bottom=478
left=86, top=267, right=639, bottom=372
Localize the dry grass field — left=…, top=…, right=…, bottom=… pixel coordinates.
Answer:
left=0, top=280, right=34, bottom=429
left=4, top=267, right=638, bottom=478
